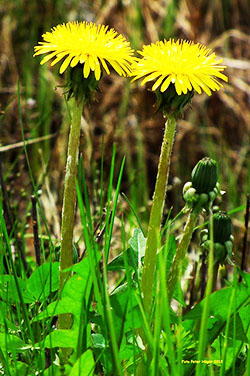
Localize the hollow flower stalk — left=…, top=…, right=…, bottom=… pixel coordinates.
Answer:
left=132, top=40, right=227, bottom=322
left=34, top=21, right=134, bottom=343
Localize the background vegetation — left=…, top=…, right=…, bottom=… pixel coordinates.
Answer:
left=0, top=0, right=249, bottom=375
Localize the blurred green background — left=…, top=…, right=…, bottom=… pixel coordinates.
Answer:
left=0, top=0, right=249, bottom=264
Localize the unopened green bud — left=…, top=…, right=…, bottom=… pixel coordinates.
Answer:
left=199, top=193, right=209, bottom=205
left=191, top=157, right=218, bottom=194
left=200, top=229, right=208, bottom=243
left=183, top=187, right=197, bottom=202
left=212, top=211, right=232, bottom=243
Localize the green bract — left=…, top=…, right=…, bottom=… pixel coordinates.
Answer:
left=154, top=84, right=194, bottom=117
left=65, top=65, right=100, bottom=105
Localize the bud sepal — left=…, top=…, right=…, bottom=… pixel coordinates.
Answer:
left=154, top=84, right=194, bottom=118
left=200, top=212, right=234, bottom=265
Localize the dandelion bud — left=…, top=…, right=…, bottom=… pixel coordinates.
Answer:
left=211, top=211, right=233, bottom=243
left=191, top=157, right=218, bottom=194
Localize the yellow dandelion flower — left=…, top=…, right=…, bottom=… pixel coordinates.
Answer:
left=132, top=39, right=228, bottom=96
left=34, top=21, right=135, bottom=80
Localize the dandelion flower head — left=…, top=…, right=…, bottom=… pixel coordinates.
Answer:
left=132, top=39, right=228, bottom=96
left=34, top=21, right=135, bottom=80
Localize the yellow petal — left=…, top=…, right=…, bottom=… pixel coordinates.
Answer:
left=100, top=58, right=110, bottom=74
left=70, top=56, right=80, bottom=67
left=140, top=71, right=160, bottom=86
left=83, top=60, right=91, bottom=78
left=152, top=75, right=166, bottom=91
left=59, top=55, right=73, bottom=74
left=51, top=52, right=69, bottom=67
left=40, top=51, right=58, bottom=65
left=88, top=55, right=95, bottom=71
left=109, top=60, right=124, bottom=76
left=160, top=76, right=172, bottom=92
left=94, top=60, right=101, bottom=80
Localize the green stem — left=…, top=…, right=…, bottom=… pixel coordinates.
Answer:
left=212, top=263, right=219, bottom=292
left=58, top=98, right=83, bottom=333
left=141, top=114, right=176, bottom=318
left=167, top=204, right=202, bottom=301
left=195, top=209, right=214, bottom=375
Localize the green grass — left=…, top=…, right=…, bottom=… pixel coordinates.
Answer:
left=1, top=139, right=249, bottom=374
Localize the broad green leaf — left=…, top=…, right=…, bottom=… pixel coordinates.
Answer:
left=173, top=281, right=186, bottom=307
left=33, top=257, right=92, bottom=326
left=0, top=301, right=18, bottom=330
left=9, top=361, right=29, bottom=376
left=183, top=272, right=250, bottom=346
left=91, top=333, right=106, bottom=349
left=163, top=234, right=177, bottom=277
left=43, top=364, right=60, bottom=376
left=0, top=275, right=33, bottom=303
left=33, top=274, right=90, bottom=324
left=0, top=332, right=29, bottom=352
left=43, top=329, right=79, bottom=348
left=211, top=335, right=243, bottom=371
left=27, top=262, right=59, bottom=301
left=107, top=228, right=146, bottom=271
left=72, top=254, right=101, bottom=278
left=107, top=247, right=137, bottom=271
left=239, top=304, right=250, bottom=340
left=44, top=364, right=73, bottom=376
left=128, top=228, right=146, bottom=268
left=227, top=313, right=248, bottom=342
left=184, top=282, right=249, bottom=322
left=109, top=284, right=141, bottom=347
left=69, top=350, right=95, bottom=376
